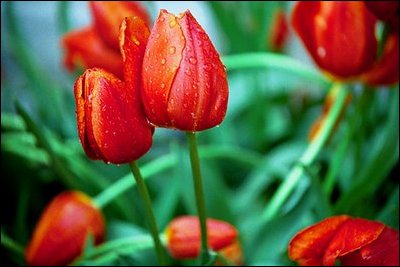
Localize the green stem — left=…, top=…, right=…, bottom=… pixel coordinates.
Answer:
left=222, top=52, right=330, bottom=87
left=377, top=22, right=390, bottom=59
left=186, top=132, right=209, bottom=264
left=262, top=83, right=349, bottom=221
left=1, top=231, right=25, bottom=257
left=128, top=162, right=167, bottom=266
left=93, top=145, right=261, bottom=209
left=72, top=234, right=165, bottom=265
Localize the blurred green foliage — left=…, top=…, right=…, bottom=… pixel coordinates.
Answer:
left=1, top=1, right=398, bottom=266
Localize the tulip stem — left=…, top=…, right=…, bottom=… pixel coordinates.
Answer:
left=128, top=161, right=167, bottom=266
left=262, top=83, right=349, bottom=221
left=186, top=132, right=210, bottom=264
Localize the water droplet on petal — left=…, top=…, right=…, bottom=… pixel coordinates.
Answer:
left=169, top=19, right=177, bottom=28
left=169, top=46, right=176, bottom=54
left=161, top=83, right=165, bottom=89
left=189, top=57, right=197, bottom=64
left=161, top=58, right=166, bottom=65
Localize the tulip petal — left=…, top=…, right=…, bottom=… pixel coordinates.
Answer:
left=74, top=68, right=153, bottom=164
left=61, top=26, right=123, bottom=78
left=166, top=216, right=237, bottom=259
left=288, top=215, right=351, bottom=266
left=90, top=1, right=151, bottom=51
left=169, top=10, right=228, bottom=131
left=292, top=1, right=377, bottom=78
left=340, top=226, right=399, bottom=266
left=25, top=191, right=104, bottom=266
left=141, top=9, right=185, bottom=127
left=322, top=218, right=385, bottom=265
left=362, top=33, right=399, bottom=86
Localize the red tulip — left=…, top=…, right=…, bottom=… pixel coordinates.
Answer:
left=61, top=1, right=151, bottom=77
left=89, top=1, right=151, bottom=51
left=165, top=216, right=240, bottom=263
left=269, top=9, right=289, bottom=52
left=216, top=240, right=244, bottom=266
left=25, top=191, right=105, bottom=266
left=292, top=1, right=377, bottom=79
left=141, top=9, right=229, bottom=131
left=364, top=1, right=399, bottom=21
left=62, top=26, right=123, bottom=78
left=288, top=215, right=399, bottom=266
left=361, top=33, right=399, bottom=86
left=74, top=16, right=153, bottom=164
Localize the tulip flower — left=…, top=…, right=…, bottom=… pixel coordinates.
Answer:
left=90, top=1, right=151, bottom=51
left=165, top=216, right=242, bottom=265
left=62, top=26, right=123, bottom=78
left=25, top=191, right=105, bottom=266
left=269, top=9, right=289, bottom=52
left=74, top=16, right=153, bottom=164
left=141, top=9, right=229, bottom=131
left=288, top=215, right=399, bottom=266
left=292, top=1, right=378, bottom=79
left=62, top=1, right=150, bottom=78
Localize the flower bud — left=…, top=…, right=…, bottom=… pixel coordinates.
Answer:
left=74, top=17, right=153, bottom=164
left=292, top=1, right=377, bottom=79
left=165, top=216, right=239, bottom=261
left=89, top=1, right=151, bottom=51
left=25, top=191, right=105, bottom=266
left=141, top=9, right=229, bottom=131
left=61, top=26, right=123, bottom=78
left=74, top=68, right=153, bottom=164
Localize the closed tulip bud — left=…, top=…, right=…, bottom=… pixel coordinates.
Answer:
left=165, top=216, right=240, bottom=263
left=74, top=16, right=153, bottom=164
left=141, top=9, right=229, bottom=131
left=62, top=27, right=123, bottom=78
left=292, top=1, right=377, bottom=79
left=288, top=215, right=399, bottom=266
left=25, top=191, right=105, bottom=266
left=216, top=240, right=244, bottom=266
left=90, top=1, right=151, bottom=51
left=361, top=33, right=399, bottom=86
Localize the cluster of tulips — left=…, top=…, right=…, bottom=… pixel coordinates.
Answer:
left=24, top=1, right=398, bottom=266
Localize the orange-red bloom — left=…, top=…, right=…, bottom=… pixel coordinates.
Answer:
left=269, top=9, right=289, bottom=52
left=141, top=9, right=229, bottom=131
left=62, top=1, right=150, bottom=78
left=288, top=215, right=399, bottom=266
left=292, top=1, right=378, bottom=79
left=74, top=17, right=153, bottom=164
left=25, top=191, right=105, bottom=266
left=165, top=216, right=242, bottom=265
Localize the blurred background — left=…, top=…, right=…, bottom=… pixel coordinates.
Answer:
left=1, top=1, right=398, bottom=266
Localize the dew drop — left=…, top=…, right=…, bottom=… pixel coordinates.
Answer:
left=169, top=46, right=176, bottom=54
left=189, top=57, right=197, bottom=64
left=131, top=36, right=140, bottom=46
left=161, top=83, right=165, bottom=89
left=185, top=69, right=191, bottom=76
left=106, top=161, right=111, bottom=165
left=161, top=58, right=166, bottom=65
left=317, top=46, right=326, bottom=58
left=169, top=19, right=177, bottom=28
left=156, top=33, right=160, bottom=39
